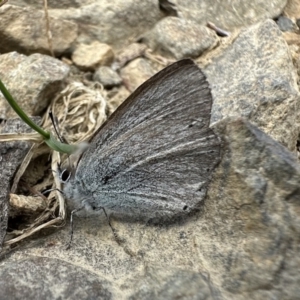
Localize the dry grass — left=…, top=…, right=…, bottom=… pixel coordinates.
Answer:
left=3, top=80, right=109, bottom=247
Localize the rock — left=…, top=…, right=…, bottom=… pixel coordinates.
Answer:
left=0, top=52, right=70, bottom=118
left=284, top=0, right=300, bottom=19
left=1, top=118, right=300, bottom=299
left=9, top=0, right=91, bottom=9
left=0, top=2, right=299, bottom=299
left=142, top=17, right=218, bottom=59
left=93, top=66, right=122, bottom=88
left=0, top=257, right=113, bottom=299
left=129, top=268, right=220, bottom=299
left=113, top=43, right=148, bottom=70
left=72, top=42, right=115, bottom=71
left=49, top=0, right=162, bottom=49
left=120, top=58, right=156, bottom=92
left=0, top=4, right=78, bottom=56
left=209, top=118, right=300, bottom=299
left=276, top=15, right=297, bottom=32
left=205, top=19, right=300, bottom=151
left=174, top=0, right=287, bottom=30
left=0, top=118, right=37, bottom=250
left=108, top=86, right=131, bottom=112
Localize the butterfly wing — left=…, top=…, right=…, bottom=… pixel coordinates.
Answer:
left=64, top=59, right=220, bottom=218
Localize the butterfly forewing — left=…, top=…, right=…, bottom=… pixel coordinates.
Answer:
left=64, top=59, right=220, bottom=218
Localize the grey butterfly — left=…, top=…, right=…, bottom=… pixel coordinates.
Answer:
left=63, top=59, right=220, bottom=221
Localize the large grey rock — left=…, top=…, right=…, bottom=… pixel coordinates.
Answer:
left=0, top=257, right=113, bottom=299
left=205, top=19, right=300, bottom=151
left=210, top=118, right=300, bottom=299
left=174, top=0, right=287, bottom=30
left=0, top=52, right=70, bottom=118
left=0, top=4, right=78, bottom=56
left=49, top=0, right=162, bottom=49
left=1, top=118, right=299, bottom=299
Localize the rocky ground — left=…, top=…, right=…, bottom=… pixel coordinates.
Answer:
left=0, top=0, right=300, bottom=299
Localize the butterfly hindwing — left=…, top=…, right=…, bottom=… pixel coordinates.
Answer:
left=64, top=59, right=220, bottom=218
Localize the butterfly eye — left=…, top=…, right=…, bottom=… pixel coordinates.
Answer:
left=60, top=169, right=72, bottom=183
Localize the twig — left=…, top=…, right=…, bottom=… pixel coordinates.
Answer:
left=207, top=22, right=231, bottom=37
left=43, top=0, right=54, bottom=57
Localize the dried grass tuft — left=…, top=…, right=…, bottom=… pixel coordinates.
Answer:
left=3, top=81, right=109, bottom=247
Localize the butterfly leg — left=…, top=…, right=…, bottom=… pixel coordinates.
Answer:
left=97, top=207, right=136, bottom=257
left=96, top=207, right=121, bottom=245
left=66, top=205, right=85, bottom=250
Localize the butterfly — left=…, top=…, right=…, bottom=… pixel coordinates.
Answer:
left=63, top=59, right=220, bottom=223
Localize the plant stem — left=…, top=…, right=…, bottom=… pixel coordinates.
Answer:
left=0, top=78, right=50, bottom=139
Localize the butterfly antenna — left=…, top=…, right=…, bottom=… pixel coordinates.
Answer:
left=49, top=110, right=68, bottom=144
left=49, top=110, right=73, bottom=174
